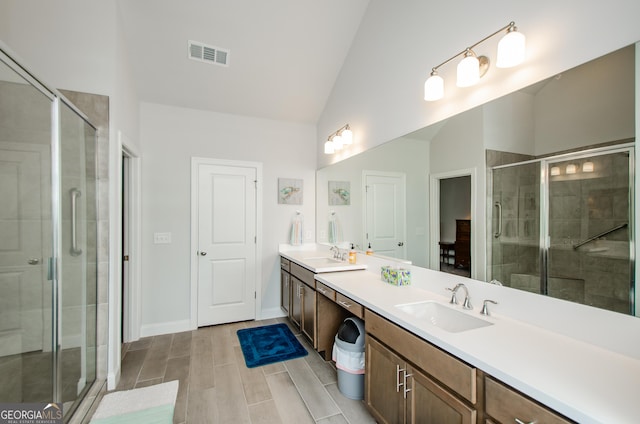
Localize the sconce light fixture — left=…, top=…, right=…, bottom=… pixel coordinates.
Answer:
left=550, top=166, right=561, bottom=176
left=424, top=21, right=525, bottom=101
left=565, top=164, right=577, bottom=174
left=324, top=124, right=353, bottom=155
left=582, top=161, right=594, bottom=172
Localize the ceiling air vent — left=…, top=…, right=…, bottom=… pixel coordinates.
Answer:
left=188, top=40, right=229, bottom=67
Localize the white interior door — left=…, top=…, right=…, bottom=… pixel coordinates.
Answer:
left=0, top=142, right=50, bottom=356
left=197, top=162, right=257, bottom=326
left=364, top=171, right=406, bottom=258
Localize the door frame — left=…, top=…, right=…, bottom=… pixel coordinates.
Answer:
left=119, top=140, right=142, bottom=343
left=190, top=157, right=263, bottom=329
left=429, top=168, right=477, bottom=279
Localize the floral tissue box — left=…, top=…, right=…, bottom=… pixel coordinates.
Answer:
left=381, top=266, right=411, bottom=286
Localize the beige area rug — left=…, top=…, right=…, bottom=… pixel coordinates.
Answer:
left=90, top=380, right=178, bottom=424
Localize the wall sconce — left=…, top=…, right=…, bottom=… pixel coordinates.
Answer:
left=324, top=124, right=353, bottom=154
left=550, top=166, right=561, bottom=176
left=424, top=21, right=525, bottom=101
left=565, top=164, right=577, bottom=174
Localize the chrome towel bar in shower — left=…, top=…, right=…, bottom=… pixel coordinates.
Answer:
left=572, top=222, right=628, bottom=250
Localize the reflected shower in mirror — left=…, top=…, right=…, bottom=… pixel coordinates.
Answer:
left=316, top=42, right=637, bottom=316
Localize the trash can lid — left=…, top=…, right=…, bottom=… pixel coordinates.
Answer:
left=336, top=317, right=365, bottom=347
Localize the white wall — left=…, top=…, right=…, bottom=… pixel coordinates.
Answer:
left=139, top=102, right=316, bottom=333
left=318, top=0, right=640, bottom=168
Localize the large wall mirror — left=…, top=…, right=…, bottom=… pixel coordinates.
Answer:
left=316, top=42, right=637, bottom=316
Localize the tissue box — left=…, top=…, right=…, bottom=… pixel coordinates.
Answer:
left=381, top=266, right=411, bottom=286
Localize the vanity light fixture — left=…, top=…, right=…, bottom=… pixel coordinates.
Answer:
left=550, top=166, right=561, bottom=176
left=424, top=21, right=525, bottom=101
left=566, top=164, right=577, bottom=174
left=582, top=161, right=594, bottom=172
left=324, top=124, right=353, bottom=155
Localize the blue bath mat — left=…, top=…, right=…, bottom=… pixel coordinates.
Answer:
left=237, top=323, right=308, bottom=368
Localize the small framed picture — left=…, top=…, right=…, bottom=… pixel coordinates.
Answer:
left=278, top=178, right=303, bottom=204
left=328, top=181, right=350, bottom=205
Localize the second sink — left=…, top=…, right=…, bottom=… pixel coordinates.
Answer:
left=395, top=301, right=493, bottom=333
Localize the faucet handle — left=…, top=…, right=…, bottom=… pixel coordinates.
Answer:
left=480, top=299, right=498, bottom=316
left=445, top=286, right=458, bottom=305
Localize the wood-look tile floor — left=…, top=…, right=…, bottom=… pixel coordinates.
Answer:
left=93, top=317, right=375, bottom=424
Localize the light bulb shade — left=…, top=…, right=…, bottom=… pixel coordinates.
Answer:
left=497, top=29, right=525, bottom=68
left=566, top=164, right=577, bottom=174
left=324, top=140, right=335, bottom=154
left=550, top=166, right=561, bottom=176
left=582, top=161, right=594, bottom=172
left=332, top=134, right=343, bottom=150
left=424, top=74, right=444, bottom=101
left=457, top=55, right=480, bottom=87
left=341, top=128, right=353, bottom=145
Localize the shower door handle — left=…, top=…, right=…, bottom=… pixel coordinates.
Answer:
left=70, top=188, right=82, bottom=256
left=494, top=201, right=502, bottom=238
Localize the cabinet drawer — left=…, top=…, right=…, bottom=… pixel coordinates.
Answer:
left=485, top=377, right=573, bottom=424
left=290, top=262, right=315, bottom=287
left=365, top=309, right=476, bottom=404
left=280, top=256, right=290, bottom=271
left=316, top=282, right=336, bottom=301
left=336, top=293, right=363, bottom=318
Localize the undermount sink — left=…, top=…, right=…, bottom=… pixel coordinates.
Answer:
left=395, top=301, right=493, bottom=333
left=302, top=257, right=344, bottom=265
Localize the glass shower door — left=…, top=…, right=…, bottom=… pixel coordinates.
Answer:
left=546, top=151, right=633, bottom=313
left=58, top=100, right=97, bottom=415
left=490, top=161, right=541, bottom=292
left=0, top=54, right=55, bottom=402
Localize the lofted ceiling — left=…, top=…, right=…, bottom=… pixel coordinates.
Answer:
left=117, top=0, right=370, bottom=124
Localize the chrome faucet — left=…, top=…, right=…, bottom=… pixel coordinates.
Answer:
left=480, top=299, right=498, bottom=316
left=330, top=245, right=340, bottom=259
left=446, top=283, right=472, bottom=310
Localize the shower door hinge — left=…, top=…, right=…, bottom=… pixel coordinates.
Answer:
left=123, top=255, right=129, bottom=261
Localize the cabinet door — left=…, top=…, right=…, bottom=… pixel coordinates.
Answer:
left=406, top=365, right=476, bottom=424
left=290, top=278, right=302, bottom=328
left=301, top=283, right=316, bottom=347
left=280, top=269, right=290, bottom=315
left=365, top=337, right=405, bottom=424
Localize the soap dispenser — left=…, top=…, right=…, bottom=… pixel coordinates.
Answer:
left=348, top=243, right=357, bottom=264
left=366, top=243, right=373, bottom=255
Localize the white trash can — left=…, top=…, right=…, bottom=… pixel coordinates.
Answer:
left=332, top=317, right=365, bottom=400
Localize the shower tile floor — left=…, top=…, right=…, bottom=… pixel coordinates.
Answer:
left=0, top=347, right=83, bottom=404
left=85, top=317, right=375, bottom=424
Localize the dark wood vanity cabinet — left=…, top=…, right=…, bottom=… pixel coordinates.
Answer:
left=455, top=219, right=471, bottom=269
left=365, top=309, right=477, bottom=424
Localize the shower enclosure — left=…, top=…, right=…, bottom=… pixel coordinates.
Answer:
left=490, top=144, right=635, bottom=315
left=0, top=47, right=97, bottom=418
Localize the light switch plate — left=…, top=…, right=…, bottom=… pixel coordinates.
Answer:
left=154, top=232, right=172, bottom=244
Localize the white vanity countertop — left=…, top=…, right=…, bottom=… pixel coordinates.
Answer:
left=313, top=268, right=640, bottom=424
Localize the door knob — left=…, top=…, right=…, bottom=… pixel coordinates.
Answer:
left=397, top=242, right=404, bottom=247
left=199, top=251, right=207, bottom=256
left=28, top=258, right=40, bottom=265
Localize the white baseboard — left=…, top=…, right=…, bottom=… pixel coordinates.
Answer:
left=140, top=319, right=193, bottom=338
left=260, top=307, right=287, bottom=320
